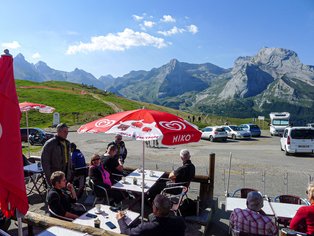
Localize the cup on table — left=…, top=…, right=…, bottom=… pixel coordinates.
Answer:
left=95, top=204, right=101, bottom=213
left=149, top=170, right=154, bottom=177
left=94, top=218, right=100, bottom=228
left=122, top=176, right=126, bottom=183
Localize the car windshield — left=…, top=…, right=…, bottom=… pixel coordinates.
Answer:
left=290, top=129, right=314, bottom=139
left=272, top=120, right=289, bottom=126
left=215, top=128, right=224, bottom=132
left=229, top=126, right=240, bottom=131
left=249, top=125, right=259, bottom=129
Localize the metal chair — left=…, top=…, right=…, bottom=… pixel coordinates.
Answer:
left=161, top=185, right=188, bottom=216
left=232, top=188, right=258, bottom=198
left=89, top=179, right=110, bottom=206
left=48, top=203, right=86, bottom=221
left=274, top=194, right=309, bottom=227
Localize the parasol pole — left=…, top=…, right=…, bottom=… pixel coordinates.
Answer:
left=225, top=152, right=232, bottom=197
left=141, top=141, right=145, bottom=223
left=16, top=209, right=23, bottom=236
left=25, top=110, right=30, bottom=158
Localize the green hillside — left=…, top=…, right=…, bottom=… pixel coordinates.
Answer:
left=16, top=80, right=267, bottom=129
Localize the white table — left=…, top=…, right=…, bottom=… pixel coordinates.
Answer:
left=226, top=197, right=303, bottom=219
left=112, top=169, right=165, bottom=193
left=73, top=204, right=140, bottom=234
left=36, top=226, right=90, bottom=236
left=24, top=163, right=46, bottom=199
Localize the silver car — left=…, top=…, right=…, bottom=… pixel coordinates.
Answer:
left=223, top=125, right=251, bottom=140
left=201, top=126, right=228, bottom=142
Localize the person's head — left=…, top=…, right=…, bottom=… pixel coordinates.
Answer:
left=50, top=171, right=66, bottom=188
left=115, top=134, right=122, bottom=144
left=246, top=191, right=263, bottom=212
left=71, top=142, right=77, bottom=152
left=306, top=182, right=314, bottom=202
left=180, top=149, right=191, bottom=162
left=152, top=194, right=171, bottom=217
left=57, top=123, right=69, bottom=139
left=90, top=154, right=101, bottom=166
left=107, top=145, right=117, bottom=157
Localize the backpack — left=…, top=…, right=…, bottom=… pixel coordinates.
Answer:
left=179, top=198, right=197, bottom=216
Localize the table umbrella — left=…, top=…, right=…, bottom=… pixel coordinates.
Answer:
left=78, top=108, right=202, bottom=221
left=0, top=50, right=28, bottom=236
left=19, top=102, right=55, bottom=157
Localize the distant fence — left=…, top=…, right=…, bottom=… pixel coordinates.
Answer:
left=218, top=167, right=314, bottom=199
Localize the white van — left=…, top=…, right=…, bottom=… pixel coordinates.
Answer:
left=280, top=127, right=314, bottom=155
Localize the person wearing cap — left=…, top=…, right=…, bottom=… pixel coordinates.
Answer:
left=116, top=194, right=186, bottom=236
left=229, top=191, right=277, bottom=236
left=41, top=123, right=73, bottom=185
left=107, top=134, right=128, bottom=164
left=290, top=182, right=314, bottom=235
left=101, top=144, right=124, bottom=182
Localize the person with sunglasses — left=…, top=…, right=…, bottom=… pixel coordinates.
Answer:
left=290, top=182, right=314, bottom=235
left=89, top=154, right=124, bottom=205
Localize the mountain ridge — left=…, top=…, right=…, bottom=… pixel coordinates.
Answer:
left=13, top=47, right=314, bottom=122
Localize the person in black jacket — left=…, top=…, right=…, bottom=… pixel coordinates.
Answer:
left=47, top=171, right=85, bottom=219
left=107, top=134, right=127, bottom=164
left=0, top=209, right=10, bottom=232
left=116, top=194, right=186, bottom=236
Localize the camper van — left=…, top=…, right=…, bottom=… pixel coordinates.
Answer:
left=269, top=112, right=290, bottom=136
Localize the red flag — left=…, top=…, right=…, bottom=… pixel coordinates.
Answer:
left=0, top=52, right=28, bottom=217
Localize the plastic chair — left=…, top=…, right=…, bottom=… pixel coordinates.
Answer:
left=232, top=188, right=258, bottom=198
left=89, top=179, right=110, bottom=206
left=274, top=194, right=309, bottom=227
left=161, top=185, right=188, bottom=216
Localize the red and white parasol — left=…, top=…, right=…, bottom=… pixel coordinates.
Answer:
left=78, top=108, right=201, bottom=221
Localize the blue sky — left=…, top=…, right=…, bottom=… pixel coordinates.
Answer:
left=1, top=0, right=313, bottom=78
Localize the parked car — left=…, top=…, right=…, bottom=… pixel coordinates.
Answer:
left=222, top=125, right=251, bottom=140
left=201, top=126, right=228, bottom=142
left=307, top=123, right=314, bottom=128
left=280, top=126, right=314, bottom=155
left=239, top=123, right=261, bottom=137
left=20, top=127, right=54, bottom=145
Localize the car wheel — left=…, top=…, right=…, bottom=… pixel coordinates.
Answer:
left=232, top=134, right=236, bottom=140
left=270, top=133, right=273, bottom=136
left=209, top=136, right=214, bottom=142
left=285, top=146, right=291, bottom=156
left=280, top=145, right=284, bottom=151
left=223, top=138, right=227, bottom=142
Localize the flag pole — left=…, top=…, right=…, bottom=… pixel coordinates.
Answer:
left=26, top=110, right=30, bottom=158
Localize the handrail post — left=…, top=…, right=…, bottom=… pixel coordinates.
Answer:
left=209, top=153, right=215, bottom=198
left=199, top=153, right=215, bottom=206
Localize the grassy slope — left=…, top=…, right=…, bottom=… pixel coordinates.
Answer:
left=16, top=80, right=266, bottom=129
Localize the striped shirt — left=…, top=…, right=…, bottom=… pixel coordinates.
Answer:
left=230, top=208, right=277, bottom=236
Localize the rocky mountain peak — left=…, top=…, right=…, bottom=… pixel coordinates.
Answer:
left=14, top=53, right=26, bottom=61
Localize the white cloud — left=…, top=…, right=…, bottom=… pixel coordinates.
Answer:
left=1, top=41, right=21, bottom=49
left=161, top=15, right=176, bottom=23
left=157, top=26, right=185, bottom=36
left=143, top=20, right=155, bottom=28
left=32, top=52, right=41, bottom=59
left=66, top=28, right=168, bottom=54
left=132, top=14, right=144, bottom=21
left=187, top=24, right=198, bottom=34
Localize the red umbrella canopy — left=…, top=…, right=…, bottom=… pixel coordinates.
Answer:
left=19, top=102, right=55, bottom=113
left=78, top=109, right=201, bottom=145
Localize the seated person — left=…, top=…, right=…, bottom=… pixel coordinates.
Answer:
left=47, top=171, right=85, bottom=219
left=89, top=154, right=124, bottom=205
left=148, top=149, right=195, bottom=198
left=0, top=209, right=11, bottom=232
left=71, top=142, right=87, bottom=199
left=229, top=191, right=277, bottom=236
left=290, top=182, right=314, bottom=235
left=101, top=145, right=124, bottom=182
left=107, top=134, right=127, bottom=164
left=116, top=194, right=186, bottom=236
